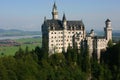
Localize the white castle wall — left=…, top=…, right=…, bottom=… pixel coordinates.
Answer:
left=42, top=3, right=112, bottom=60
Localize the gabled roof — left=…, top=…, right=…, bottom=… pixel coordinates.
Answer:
left=45, top=19, right=63, bottom=30
left=67, top=21, right=84, bottom=26
left=44, top=19, right=85, bottom=30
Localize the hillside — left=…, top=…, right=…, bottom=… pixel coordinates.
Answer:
left=0, top=29, right=41, bottom=37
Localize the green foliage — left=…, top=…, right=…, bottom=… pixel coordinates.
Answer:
left=0, top=42, right=120, bottom=80
left=107, top=39, right=113, bottom=48
left=81, top=45, right=90, bottom=73
left=101, top=41, right=120, bottom=80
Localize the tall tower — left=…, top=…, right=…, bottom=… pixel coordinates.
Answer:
left=52, top=2, right=58, bottom=20
left=104, top=19, right=112, bottom=41
left=62, top=13, right=67, bottom=29
left=62, top=13, right=67, bottom=52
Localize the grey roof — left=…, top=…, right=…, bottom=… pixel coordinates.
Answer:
left=53, top=2, right=57, bottom=10
left=45, top=19, right=63, bottom=30
left=44, top=19, right=84, bottom=30
left=62, top=13, right=66, bottom=21
left=106, top=19, right=111, bottom=22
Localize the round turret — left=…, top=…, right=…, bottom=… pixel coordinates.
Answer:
left=52, top=2, right=58, bottom=20
left=105, top=19, right=111, bottom=28
left=90, top=29, right=94, bottom=37
left=91, top=29, right=94, bottom=33
left=104, top=19, right=112, bottom=40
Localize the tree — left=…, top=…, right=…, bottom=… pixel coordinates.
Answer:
left=0, top=59, right=8, bottom=80
left=81, top=44, right=90, bottom=73
left=107, top=39, right=113, bottom=48
left=14, top=47, right=24, bottom=58
left=35, top=46, right=48, bottom=60
left=25, top=46, right=29, bottom=54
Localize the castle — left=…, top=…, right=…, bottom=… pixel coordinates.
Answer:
left=42, top=3, right=112, bottom=60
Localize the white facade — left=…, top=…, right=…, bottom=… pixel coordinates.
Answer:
left=48, top=29, right=85, bottom=55
left=42, top=3, right=112, bottom=59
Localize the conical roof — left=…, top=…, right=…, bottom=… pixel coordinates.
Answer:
left=53, top=2, right=57, bottom=10
left=62, top=13, right=66, bottom=21
left=106, top=19, right=111, bottom=22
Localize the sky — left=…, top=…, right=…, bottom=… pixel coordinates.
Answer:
left=0, top=0, right=120, bottom=31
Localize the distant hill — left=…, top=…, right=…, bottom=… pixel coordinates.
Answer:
left=0, top=29, right=120, bottom=38
left=112, top=30, right=120, bottom=37
left=91, top=30, right=120, bottom=37
left=0, top=29, right=41, bottom=37
left=93, top=30, right=120, bottom=41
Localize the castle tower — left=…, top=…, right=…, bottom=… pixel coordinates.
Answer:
left=62, top=13, right=67, bottom=52
left=62, top=13, right=67, bottom=29
left=90, top=29, right=95, bottom=37
left=104, top=19, right=112, bottom=41
left=52, top=2, right=58, bottom=20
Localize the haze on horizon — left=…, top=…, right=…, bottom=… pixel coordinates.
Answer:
left=0, top=0, right=120, bottom=31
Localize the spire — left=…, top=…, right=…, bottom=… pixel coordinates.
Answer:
left=53, top=2, right=57, bottom=10
left=52, top=2, right=58, bottom=20
left=62, top=13, right=66, bottom=22
left=81, top=19, right=84, bottom=26
left=44, top=16, right=47, bottom=24
left=106, top=19, right=111, bottom=22
left=44, top=16, right=46, bottom=21
left=62, top=13, right=67, bottom=29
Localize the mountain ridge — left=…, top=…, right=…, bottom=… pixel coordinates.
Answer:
left=0, top=29, right=41, bottom=37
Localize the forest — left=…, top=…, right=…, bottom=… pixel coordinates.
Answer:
left=0, top=41, right=120, bottom=80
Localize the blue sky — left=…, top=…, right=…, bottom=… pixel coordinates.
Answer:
left=0, top=0, right=120, bottom=31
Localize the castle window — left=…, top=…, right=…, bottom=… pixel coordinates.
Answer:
left=51, top=44, right=53, bottom=46
left=51, top=32, right=53, bottom=34
left=55, top=32, right=56, bottom=34
left=61, top=32, right=63, bottom=34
